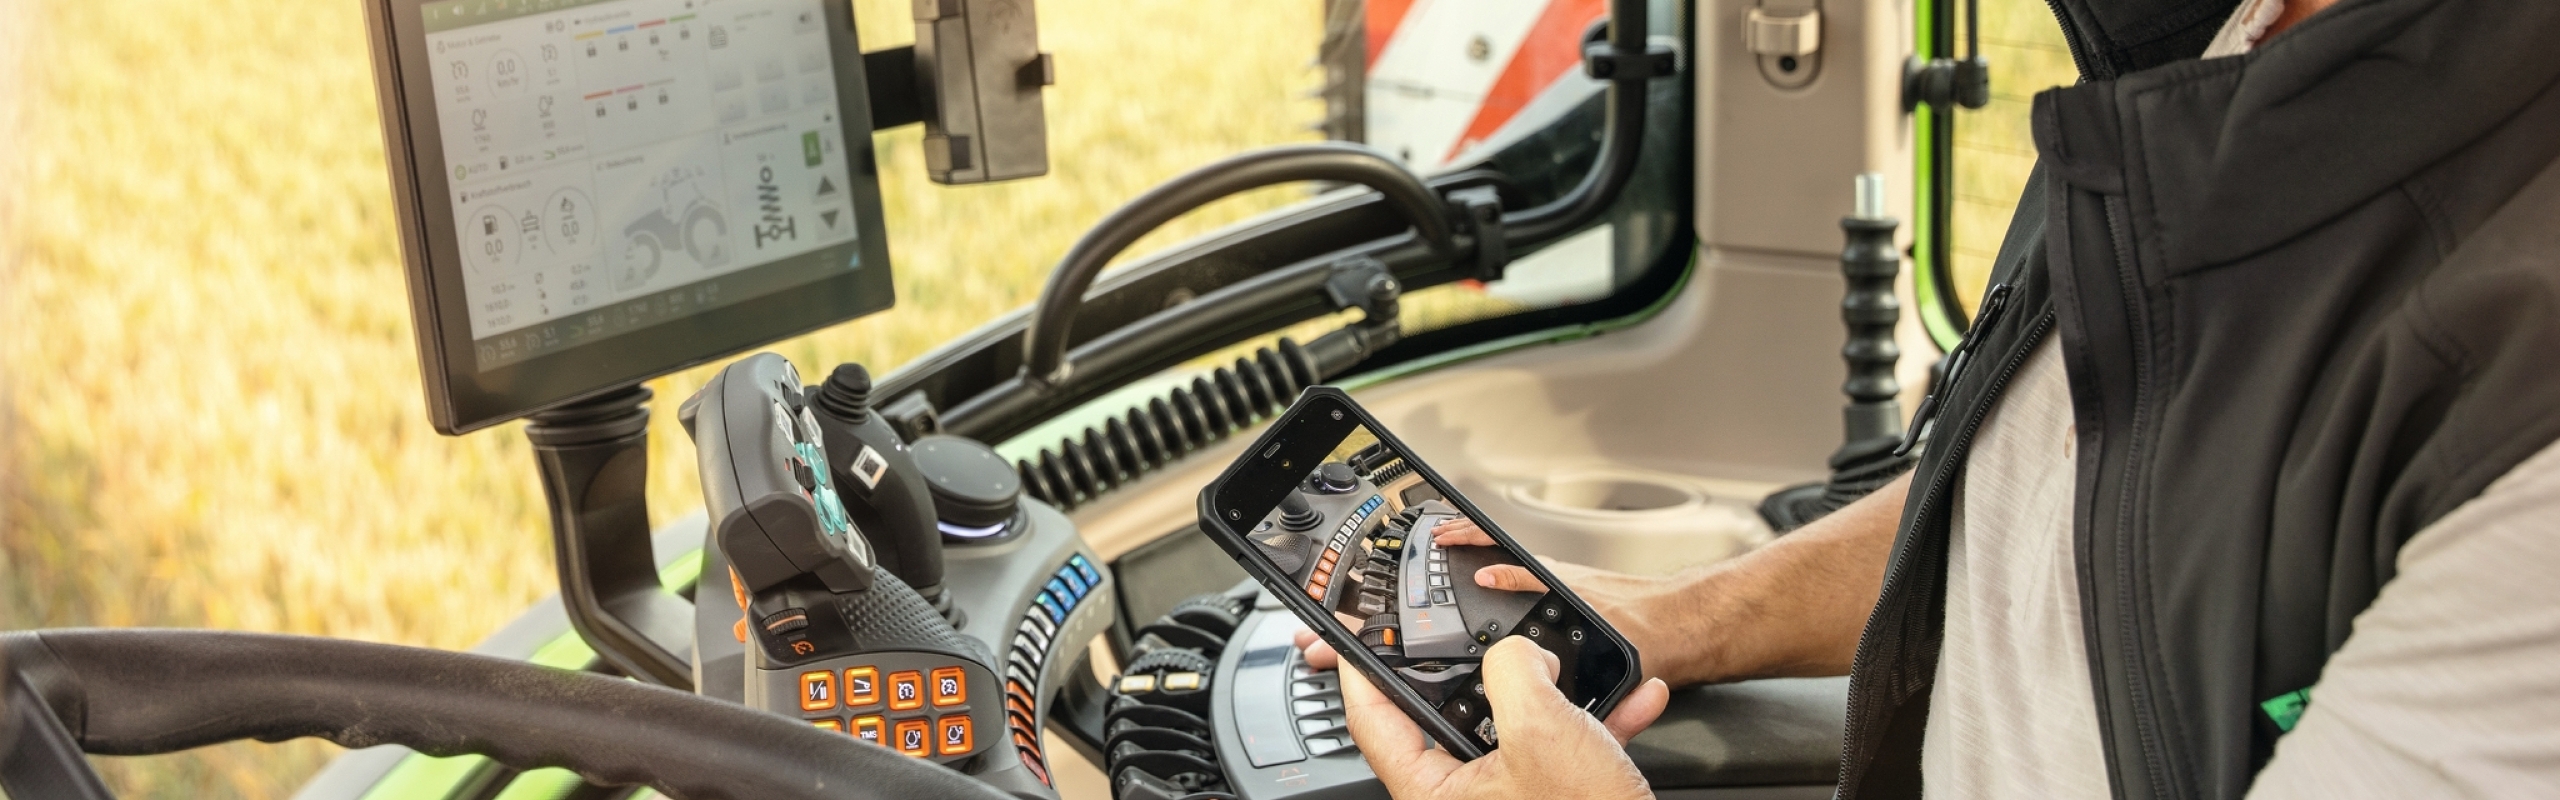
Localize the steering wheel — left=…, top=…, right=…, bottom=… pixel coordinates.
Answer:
left=0, top=629, right=1013, bottom=800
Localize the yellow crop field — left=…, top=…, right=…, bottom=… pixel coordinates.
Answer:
left=0, top=0, right=1319, bottom=795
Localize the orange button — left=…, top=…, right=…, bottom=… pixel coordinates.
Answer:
left=812, top=718, right=843, bottom=732
left=1320, top=550, right=1339, bottom=566
left=798, top=671, right=836, bottom=712
left=1306, top=585, right=1325, bottom=600
left=895, top=718, right=932, bottom=757
left=930, top=666, right=968, bottom=706
left=937, top=715, right=975, bottom=755
left=851, top=715, right=886, bottom=744
left=1012, top=729, right=1044, bottom=757
left=888, top=670, right=925, bottom=711
left=844, top=666, right=880, bottom=707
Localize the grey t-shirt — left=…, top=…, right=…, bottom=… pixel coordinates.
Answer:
left=1921, top=339, right=2560, bottom=797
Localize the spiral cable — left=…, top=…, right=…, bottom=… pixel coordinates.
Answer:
left=1019, top=338, right=1322, bottom=510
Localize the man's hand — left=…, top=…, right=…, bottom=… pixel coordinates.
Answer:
left=1341, top=636, right=1671, bottom=800
left=1297, top=472, right=1912, bottom=687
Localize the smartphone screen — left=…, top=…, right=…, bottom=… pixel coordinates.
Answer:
left=1203, top=390, right=1638, bottom=756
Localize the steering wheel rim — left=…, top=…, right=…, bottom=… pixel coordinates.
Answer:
left=1, top=629, right=1013, bottom=800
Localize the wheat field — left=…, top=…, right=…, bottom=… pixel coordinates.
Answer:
left=0, top=0, right=1320, bottom=795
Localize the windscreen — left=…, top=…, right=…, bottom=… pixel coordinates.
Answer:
left=420, top=0, right=869, bottom=370
left=1235, top=420, right=1626, bottom=751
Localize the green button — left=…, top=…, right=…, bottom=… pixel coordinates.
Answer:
left=803, top=131, right=823, bottom=167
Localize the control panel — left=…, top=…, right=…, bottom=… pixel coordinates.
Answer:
left=751, top=649, right=997, bottom=763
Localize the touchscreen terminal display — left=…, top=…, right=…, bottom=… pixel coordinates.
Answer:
left=372, top=0, right=892, bottom=433
left=1203, top=390, right=1640, bottom=757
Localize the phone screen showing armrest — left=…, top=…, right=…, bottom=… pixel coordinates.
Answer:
left=1203, top=390, right=1638, bottom=756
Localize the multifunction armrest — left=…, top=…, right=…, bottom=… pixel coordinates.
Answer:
left=1629, top=677, right=1847, bottom=789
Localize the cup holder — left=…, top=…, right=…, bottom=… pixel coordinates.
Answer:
left=1507, top=470, right=1708, bottom=518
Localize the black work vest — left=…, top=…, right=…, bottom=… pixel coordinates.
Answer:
left=1836, top=0, right=2560, bottom=797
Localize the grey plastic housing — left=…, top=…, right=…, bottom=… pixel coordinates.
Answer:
left=684, top=353, right=875, bottom=594
left=912, top=0, right=1052, bottom=184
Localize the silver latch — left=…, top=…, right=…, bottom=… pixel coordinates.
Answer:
left=1744, top=8, right=1821, bottom=57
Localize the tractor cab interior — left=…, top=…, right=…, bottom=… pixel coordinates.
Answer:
left=0, top=0, right=1994, bottom=798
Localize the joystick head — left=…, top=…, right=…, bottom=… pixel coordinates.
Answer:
left=1277, top=491, right=1323, bottom=531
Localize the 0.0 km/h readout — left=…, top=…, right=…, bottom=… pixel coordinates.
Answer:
left=424, top=0, right=863, bottom=370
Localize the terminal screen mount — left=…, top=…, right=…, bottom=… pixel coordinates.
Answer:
left=370, top=0, right=893, bottom=433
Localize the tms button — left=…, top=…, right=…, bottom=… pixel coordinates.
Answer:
left=889, top=670, right=925, bottom=711
left=851, top=715, right=886, bottom=744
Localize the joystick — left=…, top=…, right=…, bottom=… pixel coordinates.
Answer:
left=807, top=364, right=952, bottom=609
left=1277, top=491, right=1323, bottom=531
left=682, top=354, right=1033, bottom=788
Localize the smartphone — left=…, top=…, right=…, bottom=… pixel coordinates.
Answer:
left=1197, top=387, right=1641, bottom=759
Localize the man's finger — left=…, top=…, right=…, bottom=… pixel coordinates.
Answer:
left=1431, top=518, right=1496, bottom=547
left=1601, top=678, right=1671, bottom=746
left=1475, top=564, right=1550, bottom=594
left=1478, top=636, right=1574, bottom=739
left=1289, top=627, right=1342, bottom=670
left=1339, top=660, right=1460, bottom=796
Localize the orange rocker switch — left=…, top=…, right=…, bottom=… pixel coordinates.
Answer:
left=938, top=715, right=975, bottom=756
left=931, top=666, right=968, bottom=706
left=888, top=670, right=926, bottom=711
left=798, top=671, right=836, bottom=713
left=895, top=719, right=933, bottom=757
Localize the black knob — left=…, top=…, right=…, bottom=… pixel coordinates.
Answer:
left=911, top=435, right=1021, bottom=533
left=1308, top=462, right=1359, bottom=494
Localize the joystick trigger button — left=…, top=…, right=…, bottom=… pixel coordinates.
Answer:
left=889, top=671, right=925, bottom=711
left=895, top=719, right=932, bottom=757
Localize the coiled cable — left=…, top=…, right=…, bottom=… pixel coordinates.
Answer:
left=1018, top=339, right=1321, bottom=509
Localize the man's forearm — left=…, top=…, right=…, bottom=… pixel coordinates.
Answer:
left=1641, top=472, right=1907, bottom=686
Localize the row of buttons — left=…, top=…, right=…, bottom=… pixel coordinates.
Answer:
left=798, top=666, right=967, bottom=713
left=1003, top=554, right=1103, bottom=786
left=1304, top=496, right=1382, bottom=601
left=810, top=714, right=976, bottom=757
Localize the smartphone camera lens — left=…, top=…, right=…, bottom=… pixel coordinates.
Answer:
left=1330, top=410, right=1343, bottom=420
left=1227, top=509, right=1242, bottom=520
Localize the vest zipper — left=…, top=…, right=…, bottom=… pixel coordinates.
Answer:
left=1895, top=283, right=2016, bottom=458
left=2098, top=194, right=2177, bottom=800
left=1838, top=288, right=2053, bottom=794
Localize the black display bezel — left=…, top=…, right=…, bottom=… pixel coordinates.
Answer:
left=364, top=0, right=896, bottom=434
left=1196, top=387, right=1642, bottom=760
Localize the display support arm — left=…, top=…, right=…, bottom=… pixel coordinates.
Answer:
left=526, top=386, right=695, bottom=690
